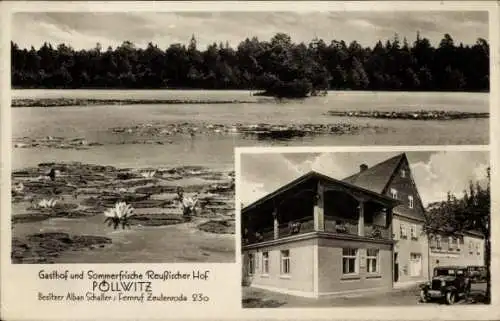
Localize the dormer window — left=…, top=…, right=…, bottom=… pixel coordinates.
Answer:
left=390, top=188, right=398, bottom=199
left=401, top=169, right=406, bottom=178
left=408, top=195, right=414, bottom=209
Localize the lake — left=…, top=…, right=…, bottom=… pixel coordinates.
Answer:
left=11, top=90, right=489, bottom=170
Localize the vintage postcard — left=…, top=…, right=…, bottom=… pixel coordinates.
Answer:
left=1, top=0, right=498, bottom=320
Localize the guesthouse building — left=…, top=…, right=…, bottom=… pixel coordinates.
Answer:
left=241, top=153, right=435, bottom=297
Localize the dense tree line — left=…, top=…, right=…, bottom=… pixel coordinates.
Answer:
left=424, top=168, right=491, bottom=303
left=11, top=32, right=489, bottom=95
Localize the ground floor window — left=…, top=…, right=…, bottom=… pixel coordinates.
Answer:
left=280, top=250, right=290, bottom=275
left=366, top=248, right=379, bottom=273
left=342, top=248, right=358, bottom=275
left=262, top=252, right=269, bottom=274
left=248, top=253, right=255, bottom=275
left=410, top=253, right=422, bottom=277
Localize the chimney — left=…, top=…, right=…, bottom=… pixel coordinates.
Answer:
left=360, top=164, right=368, bottom=172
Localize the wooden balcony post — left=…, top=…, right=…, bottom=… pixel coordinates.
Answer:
left=273, top=209, right=279, bottom=240
left=314, top=182, right=325, bottom=232
left=387, top=208, right=393, bottom=239
left=358, top=200, right=365, bottom=237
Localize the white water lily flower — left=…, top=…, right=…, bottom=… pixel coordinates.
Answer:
left=104, top=202, right=135, bottom=230
left=13, top=182, right=24, bottom=193
left=181, top=195, right=199, bottom=210
left=104, top=202, right=134, bottom=219
left=37, top=198, right=58, bottom=209
left=141, top=170, right=156, bottom=178
left=179, top=193, right=199, bottom=218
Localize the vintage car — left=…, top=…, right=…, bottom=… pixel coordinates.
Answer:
left=419, top=266, right=471, bottom=305
left=467, top=265, right=487, bottom=283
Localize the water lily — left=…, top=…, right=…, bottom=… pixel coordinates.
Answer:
left=12, top=182, right=24, bottom=194
left=104, top=202, right=135, bottom=230
left=37, top=198, right=58, bottom=209
left=141, top=170, right=156, bottom=178
left=176, top=188, right=199, bottom=219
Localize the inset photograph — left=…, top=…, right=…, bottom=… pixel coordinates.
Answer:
left=240, top=150, right=490, bottom=307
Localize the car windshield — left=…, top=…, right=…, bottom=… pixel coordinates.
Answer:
left=434, top=269, right=456, bottom=276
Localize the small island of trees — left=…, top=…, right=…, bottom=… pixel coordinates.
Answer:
left=11, top=32, right=489, bottom=98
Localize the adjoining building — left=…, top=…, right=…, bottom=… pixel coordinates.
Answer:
left=427, top=231, right=485, bottom=275
left=241, top=153, right=485, bottom=298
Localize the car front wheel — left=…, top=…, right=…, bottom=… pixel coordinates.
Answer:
left=445, top=291, right=456, bottom=305
left=419, top=290, right=429, bottom=303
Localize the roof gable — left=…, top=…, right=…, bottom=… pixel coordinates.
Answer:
left=242, top=170, right=399, bottom=214
left=342, top=153, right=405, bottom=194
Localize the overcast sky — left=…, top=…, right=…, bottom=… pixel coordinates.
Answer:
left=12, top=11, right=488, bottom=50
left=240, top=151, right=489, bottom=207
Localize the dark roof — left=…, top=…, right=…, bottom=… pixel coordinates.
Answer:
left=342, top=153, right=405, bottom=194
left=242, top=170, right=400, bottom=213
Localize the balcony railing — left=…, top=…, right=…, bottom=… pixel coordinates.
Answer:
left=324, top=215, right=358, bottom=235
left=278, top=216, right=314, bottom=237
left=245, top=215, right=391, bottom=245
left=364, top=224, right=391, bottom=240
left=249, top=216, right=315, bottom=243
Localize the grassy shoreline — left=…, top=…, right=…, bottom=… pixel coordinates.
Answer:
left=11, top=97, right=262, bottom=107
left=326, top=110, right=489, bottom=120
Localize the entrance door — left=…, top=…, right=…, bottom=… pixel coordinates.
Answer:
left=394, top=252, right=399, bottom=282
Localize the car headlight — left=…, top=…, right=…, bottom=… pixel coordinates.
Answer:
left=441, top=280, right=446, bottom=287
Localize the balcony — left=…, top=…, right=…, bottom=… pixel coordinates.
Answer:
left=251, top=216, right=315, bottom=243
left=324, top=215, right=358, bottom=235
left=245, top=215, right=391, bottom=245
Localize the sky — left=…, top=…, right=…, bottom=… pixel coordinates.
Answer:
left=11, top=11, right=488, bottom=50
left=240, top=151, right=489, bottom=207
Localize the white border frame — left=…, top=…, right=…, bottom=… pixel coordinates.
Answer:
left=2, top=1, right=499, bottom=320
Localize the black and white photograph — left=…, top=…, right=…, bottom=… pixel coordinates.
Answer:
left=8, top=9, right=491, bottom=263
left=240, top=149, right=491, bottom=307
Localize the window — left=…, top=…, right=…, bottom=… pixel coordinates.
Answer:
left=435, top=269, right=456, bottom=277
left=410, top=253, right=422, bottom=277
left=280, top=250, right=290, bottom=275
left=390, top=188, right=398, bottom=199
left=475, top=243, right=480, bottom=255
left=429, top=234, right=436, bottom=248
left=366, top=249, right=379, bottom=273
left=262, top=252, right=269, bottom=274
left=448, top=236, right=454, bottom=250
left=436, top=235, right=442, bottom=249
left=248, top=254, right=255, bottom=275
left=468, top=241, right=473, bottom=254
left=408, top=195, right=414, bottom=209
left=342, top=248, right=358, bottom=275
left=400, top=224, right=408, bottom=239
left=410, top=224, right=418, bottom=239
left=401, top=169, right=406, bottom=178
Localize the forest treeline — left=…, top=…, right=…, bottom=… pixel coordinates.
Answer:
left=11, top=32, right=489, bottom=94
